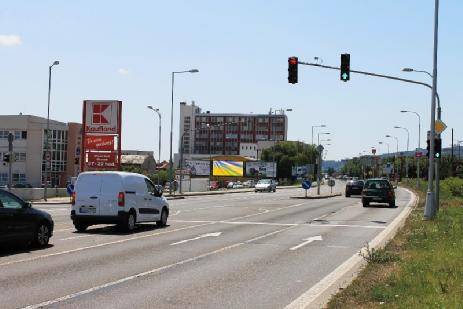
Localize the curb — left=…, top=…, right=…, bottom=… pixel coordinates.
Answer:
left=289, top=193, right=342, bottom=200
left=284, top=187, right=418, bottom=309
left=31, top=186, right=301, bottom=205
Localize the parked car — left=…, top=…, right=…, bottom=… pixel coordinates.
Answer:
left=362, top=178, right=396, bottom=207
left=232, top=181, right=244, bottom=189
left=0, top=189, right=54, bottom=247
left=226, top=181, right=235, bottom=189
left=209, top=181, right=219, bottom=190
left=243, top=180, right=256, bottom=188
left=255, top=179, right=276, bottom=192
left=71, top=172, right=169, bottom=232
left=345, top=180, right=364, bottom=197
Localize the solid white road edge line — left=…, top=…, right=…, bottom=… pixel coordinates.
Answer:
left=284, top=188, right=417, bottom=309
left=21, top=226, right=296, bottom=309
left=0, top=222, right=214, bottom=267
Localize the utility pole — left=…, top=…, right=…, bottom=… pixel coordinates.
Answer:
left=424, top=0, right=440, bottom=220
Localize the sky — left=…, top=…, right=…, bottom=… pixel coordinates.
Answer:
left=0, top=0, right=462, bottom=161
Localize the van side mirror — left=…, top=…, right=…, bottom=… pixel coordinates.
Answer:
left=23, top=201, right=32, bottom=208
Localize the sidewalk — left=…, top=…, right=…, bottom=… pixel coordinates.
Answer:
left=31, top=185, right=301, bottom=205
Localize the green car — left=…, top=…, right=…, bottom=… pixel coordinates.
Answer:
left=361, top=179, right=396, bottom=208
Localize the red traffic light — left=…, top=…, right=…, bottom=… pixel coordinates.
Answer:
left=288, top=57, right=298, bottom=65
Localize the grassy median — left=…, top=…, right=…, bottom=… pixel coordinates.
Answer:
left=327, top=178, right=463, bottom=308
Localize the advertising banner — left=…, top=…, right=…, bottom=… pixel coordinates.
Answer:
left=86, top=152, right=117, bottom=169
left=292, top=165, right=314, bottom=177
left=245, top=161, right=276, bottom=178
left=212, top=160, right=244, bottom=177
left=84, top=135, right=115, bottom=151
left=184, top=160, right=210, bottom=176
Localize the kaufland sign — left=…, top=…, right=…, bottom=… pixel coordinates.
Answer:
left=82, top=100, right=122, bottom=171
left=84, top=101, right=120, bottom=133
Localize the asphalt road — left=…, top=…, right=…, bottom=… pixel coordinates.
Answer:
left=0, top=183, right=414, bottom=309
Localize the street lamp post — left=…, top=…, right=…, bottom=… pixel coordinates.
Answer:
left=317, top=132, right=330, bottom=146
left=312, top=125, right=326, bottom=145
left=44, top=60, right=59, bottom=201
left=394, top=126, right=410, bottom=178
left=401, top=110, right=421, bottom=188
left=169, top=69, right=198, bottom=195
left=386, top=135, right=399, bottom=185
left=147, top=106, right=162, bottom=184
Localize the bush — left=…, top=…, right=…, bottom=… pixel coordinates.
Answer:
left=441, top=177, right=463, bottom=198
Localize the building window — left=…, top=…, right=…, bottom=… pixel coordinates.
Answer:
left=0, top=131, right=9, bottom=139
left=0, top=173, right=7, bottom=185
left=12, top=173, right=26, bottom=184
left=14, top=152, right=26, bottom=161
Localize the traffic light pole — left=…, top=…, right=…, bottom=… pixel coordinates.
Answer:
left=298, top=60, right=442, bottom=214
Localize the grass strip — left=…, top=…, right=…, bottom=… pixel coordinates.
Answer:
left=327, top=178, right=463, bottom=308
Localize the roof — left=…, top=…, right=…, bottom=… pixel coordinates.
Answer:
left=79, top=171, right=147, bottom=178
left=121, top=154, right=151, bottom=165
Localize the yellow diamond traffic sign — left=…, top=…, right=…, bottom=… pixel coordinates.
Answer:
left=435, top=120, right=447, bottom=134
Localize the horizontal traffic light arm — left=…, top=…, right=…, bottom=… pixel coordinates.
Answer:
left=297, top=60, right=440, bottom=106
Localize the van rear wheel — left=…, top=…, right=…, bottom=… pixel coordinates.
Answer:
left=157, top=208, right=168, bottom=227
left=123, top=212, right=136, bottom=232
left=74, top=223, right=88, bottom=232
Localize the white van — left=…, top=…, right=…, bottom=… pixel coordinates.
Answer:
left=71, top=172, right=169, bottom=232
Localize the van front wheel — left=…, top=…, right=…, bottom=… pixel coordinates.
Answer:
left=74, top=223, right=88, bottom=232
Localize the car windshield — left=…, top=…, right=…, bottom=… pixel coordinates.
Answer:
left=365, top=180, right=390, bottom=189
left=258, top=179, right=271, bottom=184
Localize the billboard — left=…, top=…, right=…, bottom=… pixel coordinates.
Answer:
left=292, top=165, right=314, bottom=177
left=82, top=100, right=122, bottom=172
left=184, top=160, right=210, bottom=176
left=213, top=160, right=244, bottom=177
left=246, top=161, right=276, bottom=178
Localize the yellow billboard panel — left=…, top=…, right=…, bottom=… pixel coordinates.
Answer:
left=213, top=160, right=244, bottom=177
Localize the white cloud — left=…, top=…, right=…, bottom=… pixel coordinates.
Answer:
left=118, top=68, right=129, bottom=75
left=0, top=34, right=22, bottom=47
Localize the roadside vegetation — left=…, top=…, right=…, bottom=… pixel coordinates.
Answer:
left=327, top=177, right=463, bottom=308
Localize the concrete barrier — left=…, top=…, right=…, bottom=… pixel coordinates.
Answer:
left=9, top=188, right=68, bottom=201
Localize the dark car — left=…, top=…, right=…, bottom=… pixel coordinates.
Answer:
left=362, top=179, right=396, bottom=207
left=345, top=180, right=364, bottom=197
left=0, top=189, right=54, bottom=247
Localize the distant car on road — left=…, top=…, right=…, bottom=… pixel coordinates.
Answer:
left=243, top=180, right=256, bottom=188
left=232, top=181, right=244, bottom=189
left=255, top=179, right=276, bottom=193
left=362, top=178, right=396, bottom=208
left=345, top=180, right=364, bottom=197
left=71, top=172, right=169, bottom=232
left=0, top=189, right=54, bottom=247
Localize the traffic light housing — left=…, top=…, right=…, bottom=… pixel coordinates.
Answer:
left=340, top=53, right=350, bottom=82
left=288, top=56, right=298, bottom=84
left=3, top=153, right=10, bottom=163
left=426, top=137, right=442, bottom=158
left=434, top=137, right=442, bottom=159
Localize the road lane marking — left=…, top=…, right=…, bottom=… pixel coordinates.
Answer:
left=308, top=224, right=386, bottom=229
left=0, top=222, right=214, bottom=267
left=170, top=232, right=222, bottom=246
left=58, top=235, right=94, bottom=241
left=289, top=235, right=323, bottom=251
left=21, top=226, right=295, bottom=309
left=284, top=188, right=417, bottom=309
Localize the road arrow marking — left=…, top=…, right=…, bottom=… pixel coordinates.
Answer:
left=289, top=235, right=323, bottom=251
left=170, top=232, right=222, bottom=246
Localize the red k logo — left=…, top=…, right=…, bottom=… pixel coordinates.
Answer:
left=92, top=104, right=111, bottom=124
